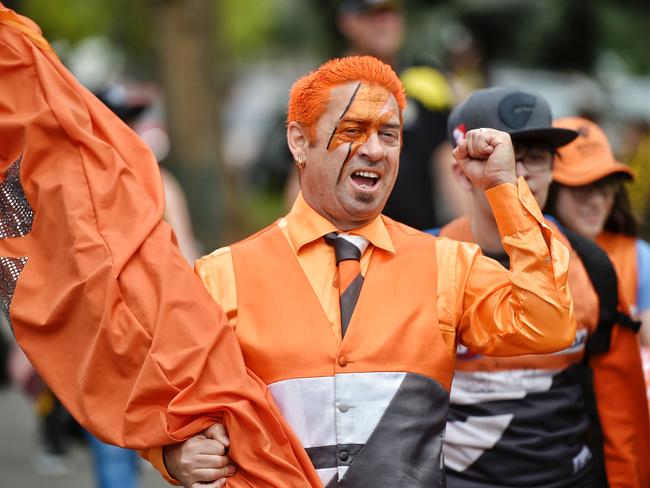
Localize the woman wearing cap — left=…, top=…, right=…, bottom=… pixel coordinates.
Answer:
left=546, top=116, right=650, bottom=487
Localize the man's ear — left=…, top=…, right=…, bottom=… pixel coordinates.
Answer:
left=450, top=160, right=474, bottom=192
left=287, top=121, right=309, bottom=162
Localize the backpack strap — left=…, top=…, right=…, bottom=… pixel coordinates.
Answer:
left=616, top=311, right=642, bottom=333
left=562, top=228, right=622, bottom=355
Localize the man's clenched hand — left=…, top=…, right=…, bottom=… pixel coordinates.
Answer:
left=452, top=128, right=517, bottom=191
left=164, top=423, right=237, bottom=488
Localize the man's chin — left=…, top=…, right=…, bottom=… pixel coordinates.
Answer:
left=354, top=192, right=376, bottom=204
left=346, top=206, right=384, bottom=225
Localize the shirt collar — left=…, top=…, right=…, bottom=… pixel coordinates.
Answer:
left=285, top=192, right=395, bottom=255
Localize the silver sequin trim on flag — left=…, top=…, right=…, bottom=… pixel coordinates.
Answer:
left=0, top=156, right=33, bottom=329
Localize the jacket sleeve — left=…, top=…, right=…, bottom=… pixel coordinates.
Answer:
left=456, top=178, right=576, bottom=355
left=0, top=7, right=320, bottom=487
left=591, top=320, right=650, bottom=488
left=139, top=248, right=240, bottom=484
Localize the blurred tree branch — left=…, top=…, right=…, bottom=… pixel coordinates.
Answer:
left=152, top=0, right=241, bottom=248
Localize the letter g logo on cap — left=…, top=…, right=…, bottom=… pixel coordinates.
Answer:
left=498, top=92, right=536, bottom=129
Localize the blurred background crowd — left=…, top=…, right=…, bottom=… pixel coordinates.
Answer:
left=1, top=0, right=650, bottom=486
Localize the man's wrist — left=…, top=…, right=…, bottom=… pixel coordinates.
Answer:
left=483, top=173, right=517, bottom=190
left=161, top=445, right=182, bottom=485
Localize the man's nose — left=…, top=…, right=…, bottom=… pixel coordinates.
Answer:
left=357, top=132, right=386, bottom=161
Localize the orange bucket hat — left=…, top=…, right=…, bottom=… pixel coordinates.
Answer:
left=553, top=117, right=634, bottom=186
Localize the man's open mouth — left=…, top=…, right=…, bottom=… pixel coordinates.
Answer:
left=350, top=170, right=380, bottom=189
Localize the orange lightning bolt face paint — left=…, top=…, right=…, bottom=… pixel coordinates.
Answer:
left=326, top=83, right=396, bottom=169
left=296, top=80, right=401, bottom=231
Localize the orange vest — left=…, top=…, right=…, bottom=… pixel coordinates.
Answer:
left=231, top=221, right=454, bottom=486
left=596, top=232, right=650, bottom=488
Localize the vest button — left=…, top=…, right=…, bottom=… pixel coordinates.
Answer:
left=338, top=356, right=348, bottom=367
left=338, top=450, right=349, bottom=462
left=338, top=403, right=349, bottom=413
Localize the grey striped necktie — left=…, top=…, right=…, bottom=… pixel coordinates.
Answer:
left=324, top=232, right=367, bottom=337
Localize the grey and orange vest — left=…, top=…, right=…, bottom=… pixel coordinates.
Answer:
left=230, top=219, right=453, bottom=487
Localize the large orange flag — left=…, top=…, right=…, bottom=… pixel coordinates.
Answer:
left=0, top=5, right=319, bottom=487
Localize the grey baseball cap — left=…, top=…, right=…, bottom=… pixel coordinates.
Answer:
left=447, top=86, right=578, bottom=149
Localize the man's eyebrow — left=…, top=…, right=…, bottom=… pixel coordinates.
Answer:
left=337, top=117, right=401, bottom=129
left=381, top=122, right=401, bottom=129
left=327, top=83, right=362, bottom=150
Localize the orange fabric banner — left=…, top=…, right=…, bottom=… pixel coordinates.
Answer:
left=0, top=5, right=319, bottom=486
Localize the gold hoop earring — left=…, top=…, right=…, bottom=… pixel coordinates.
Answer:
left=296, top=155, right=306, bottom=169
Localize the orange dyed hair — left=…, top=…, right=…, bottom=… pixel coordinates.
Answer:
left=287, top=55, right=406, bottom=142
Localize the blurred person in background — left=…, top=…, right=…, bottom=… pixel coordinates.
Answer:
left=7, top=338, right=82, bottom=477
left=336, top=0, right=462, bottom=228
left=432, top=88, right=649, bottom=488
left=439, top=22, right=486, bottom=102
left=256, top=0, right=467, bottom=229
left=546, top=116, right=650, bottom=484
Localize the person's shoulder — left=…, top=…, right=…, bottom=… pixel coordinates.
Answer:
left=230, top=219, right=284, bottom=248
left=196, top=220, right=283, bottom=271
left=195, top=246, right=233, bottom=274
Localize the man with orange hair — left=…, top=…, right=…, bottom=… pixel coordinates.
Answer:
left=150, top=56, right=578, bottom=487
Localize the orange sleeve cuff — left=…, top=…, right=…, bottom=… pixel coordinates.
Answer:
left=485, top=177, right=544, bottom=236
left=139, top=447, right=181, bottom=486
